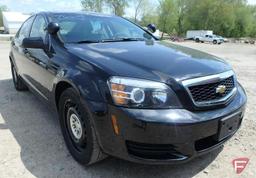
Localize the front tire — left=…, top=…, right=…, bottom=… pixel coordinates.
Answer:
left=58, top=88, right=106, bottom=165
left=11, top=63, right=28, bottom=91
left=213, top=40, right=217, bottom=44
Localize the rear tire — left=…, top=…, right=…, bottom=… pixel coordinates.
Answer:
left=213, top=40, right=217, bottom=44
left=195, top=38, right=200, bottom=43
left=58, top=88, right=106, bottom=165
left=11, top=63, right=28, bottom=91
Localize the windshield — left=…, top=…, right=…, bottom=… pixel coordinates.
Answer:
left=50, top=13, right=153, bottom=43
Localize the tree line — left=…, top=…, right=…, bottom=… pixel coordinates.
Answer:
left=81, top=0, right=128, bottom=17
left=155, top=0, right=256, bottom=38
left=1, top=1, right=256, bottom=37
left=81, top=0, right=256, bottom=38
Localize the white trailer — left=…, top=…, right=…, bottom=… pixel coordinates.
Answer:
left=2, top=12, right=30, bottom=34
left=186, top=30, right=213, bottom=39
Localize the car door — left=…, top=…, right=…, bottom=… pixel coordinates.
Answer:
left=24, top=15, right=53, bottom=100
left=203, top=35, right=209, bottom=42
left=208, top=35, right=213, bottom=42
left=12, top=16, right=35, bottom=78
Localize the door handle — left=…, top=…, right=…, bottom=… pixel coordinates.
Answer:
left=23, top=48, right=29, bottom=53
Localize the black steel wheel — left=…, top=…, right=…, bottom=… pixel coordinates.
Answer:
left=58, top=88, right=106, bottom=165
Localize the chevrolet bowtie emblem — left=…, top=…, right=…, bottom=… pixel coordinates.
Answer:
left=216, top=85, right=226, bottom=94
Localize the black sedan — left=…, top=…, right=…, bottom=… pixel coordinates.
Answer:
left=9, top=12, right=247, bottom=165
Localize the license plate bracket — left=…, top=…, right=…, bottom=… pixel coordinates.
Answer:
left=217, top=113, right=241, bottom=141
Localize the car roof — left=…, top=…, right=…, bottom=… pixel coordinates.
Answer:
left=37, top=11, right=116, bottom=18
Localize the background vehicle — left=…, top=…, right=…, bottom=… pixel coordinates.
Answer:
left=186, top=30, right=213, bottom=40
left=194, top=34, right=222, bottom=44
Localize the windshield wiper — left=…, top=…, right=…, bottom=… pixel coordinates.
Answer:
left=74, top=38, right=145, bottom=44
left=101, top=38, right=145, bottom=42
left=76, top=40, right=100, bottom=44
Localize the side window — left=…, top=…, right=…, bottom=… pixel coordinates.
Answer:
left=17, top=16, right=34, bottom=41
left=30, top=15, right=47, bottom=41
left=59, top=21, right=76, bottom=35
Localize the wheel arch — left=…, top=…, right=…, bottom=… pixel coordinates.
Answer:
left=9, top=55, right=15, bottom=65
left=9, top=56, right=13, bottom=63
left=54, top=80, right=80, bottom=110
left=54, top=76, right=105, bottom=111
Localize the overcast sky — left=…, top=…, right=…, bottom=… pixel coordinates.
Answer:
left=0, top=0, right=256, bottom=17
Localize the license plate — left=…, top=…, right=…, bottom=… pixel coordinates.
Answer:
left=217, top=113, right=241, bottom=141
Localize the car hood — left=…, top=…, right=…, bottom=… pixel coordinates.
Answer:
left=66, top=41, right=231, bottom=83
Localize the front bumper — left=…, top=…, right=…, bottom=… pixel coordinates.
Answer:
left=90, top=83, right=246, bottom=164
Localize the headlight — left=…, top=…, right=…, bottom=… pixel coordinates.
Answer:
left=108, top=76, right=181, bottom=108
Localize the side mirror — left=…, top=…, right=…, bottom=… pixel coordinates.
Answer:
left=47, top=22, right=60, bottom=34
left=22, top=37, right=45, bottom=49
left=147, top=24, right=156, bottom=33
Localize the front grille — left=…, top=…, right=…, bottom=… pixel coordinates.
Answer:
left=188, top=76, right=235, bottom=104
left=126, top=141, right=186, bottom=160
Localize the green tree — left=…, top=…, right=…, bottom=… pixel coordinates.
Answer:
left=81, top=0, right=105, bottom=12
left=182, top=0, right=241, bottom=37
left=140, top=13, right=159, bottom=27
left=249, top=5, right=256, bottom=37
left=155, top=0, right=255, bottom=37
left=105, top=0, right=128, bottom=16
left=230, top=4, right=254, bottom=37
left=175, top=0, right=188, bottom=35
left=0, top=5, right=8, bottom=27
left=158, top=0, right=177, bottom=38
left=130, top=0, right=148, bottom=23
left=139, top=1, right=158, bottom=26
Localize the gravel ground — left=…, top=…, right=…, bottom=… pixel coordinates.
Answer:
left=0, top=41, right=255, bottom=178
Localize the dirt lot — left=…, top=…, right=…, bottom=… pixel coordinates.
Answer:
left=0, top=41, right=255, bottom=178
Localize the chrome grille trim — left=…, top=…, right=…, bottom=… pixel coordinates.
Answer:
left=182, top=70, right=237, bottom=107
